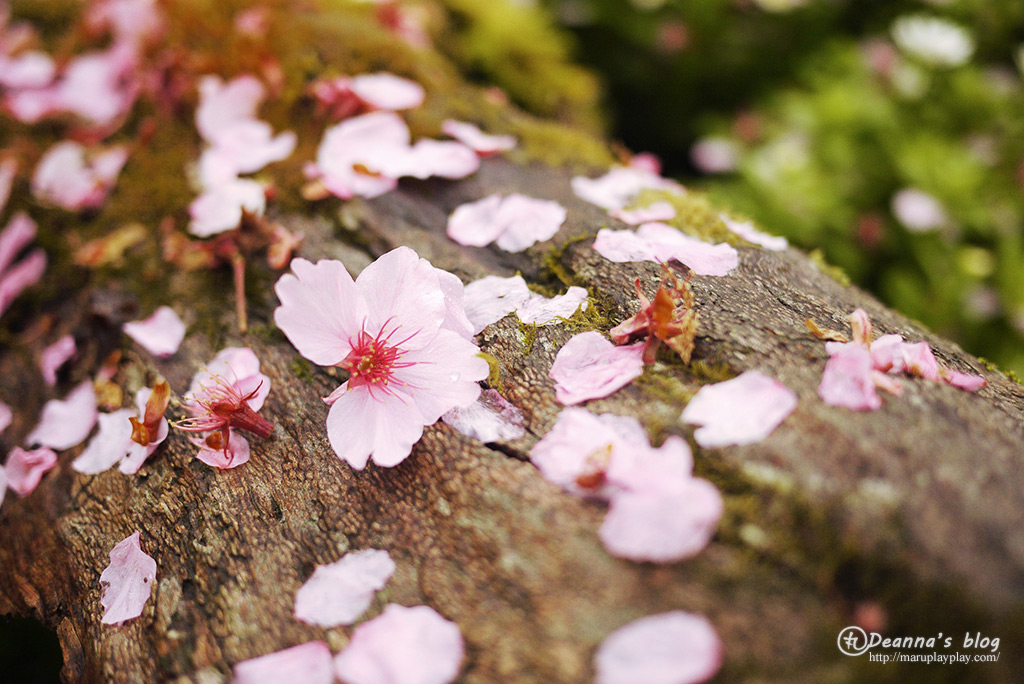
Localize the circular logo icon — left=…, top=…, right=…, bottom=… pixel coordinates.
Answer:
left=837, top=626, right=870, bottom=656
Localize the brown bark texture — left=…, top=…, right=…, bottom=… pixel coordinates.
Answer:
left=1, top=5, right=1023, bottom=684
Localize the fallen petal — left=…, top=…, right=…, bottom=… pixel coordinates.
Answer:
left=233, top=641, right=335, bottom=684
left=550, top=332, right=645, bottom=406
left=594, top=611, right=722, bottom=684
left=5, top=447, right=58, bottom=496
left=441, top=388, right=526, bottom=443
left=680, top=371, right=797, bottom=448
left=123, top=306, right=186, bottom=357
left=26, top=380, right=99, bottom=450
left=294, top=549, right=396, bottom=628
left=99, top=531, right=157, bottom=624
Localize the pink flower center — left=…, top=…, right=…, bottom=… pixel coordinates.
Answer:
left=341, top=320, right=415, bottom=393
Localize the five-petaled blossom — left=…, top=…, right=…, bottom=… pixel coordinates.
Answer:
left=274, top=247, right=488, bottom=469
left=176, top=347, right=272, bottom=467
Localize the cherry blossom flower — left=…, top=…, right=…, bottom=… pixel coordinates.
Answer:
left=0, top=212, right=46, bottom=316
left=593, top=222, right=739, bottom=277
left=333, top=604, right=464, bottom=684
left=819, top=343, right=884, bottom=411
left=594, top=611, right=722, bottom=684
left=294, top=549, right=396, bottom=628
left=550, top=332, right=645, bottom=405
left=275, top=249, right=487, bottom=468
left=610, top=267, right=698, bottom=364
left=441, top=120, right=516, bottom=156
left=32, top=141, right=129, bottom=211
left=447, top=193, right=567, bottom=252
left=531, top=408, right=722, bottom=562
left=719, top=214, right=788, bottom=250
left=441, top=388, right=526, bottom=443
left=680, top=371, right=797, bottom=448
left=123, top=306, right=186, bottom=357
left=233, top=642, right=335, bottom=684
left=177, top=347, right=272, bottom=468
left=39, top=335, right=76, bottom=386
left=99, top=531, right=157, bottom=624
left=4, top=447, right=58, bottom=496
left=26, top=380, right=98, bottom=450
left=572, top=166, right=684, bottom=211
left=611, top=201, right=677, bottom=226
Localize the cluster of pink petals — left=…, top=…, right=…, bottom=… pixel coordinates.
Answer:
left=189, top=74, right=296, bottom=236
left=680, top=371, right=797, bottom=448
left=233, top=641, right=335, bottom=684
left=572, top=166, right=684, bottom=212
left=441, top=120, right=516, bottom=156
left=32, top=141, right=129, bottom=211
left=818, top=309, right=987, bottom=410
left=594, top=222, right=738, bottom=277
left=594, top=611, right=722, bottom=684
left=441, top=388, right=526, bottom=443
left=293, top=549, right=396, bottom=628
left=39, top=334, right=76, bottom=386
left=73, top=386, right=168, bottom=475
left=312, top=72, right=425, bottom=118
left=0, top=212, right=46, bottom=317
left=4, top=446, right=58, bottom=496
left=550, top=332, right=645, bottom=405
left=531, top=408, right=723, bottom=562
left=123, top=306, right=186, bottom=357
left=274, top=248, right=487, bottom=470
left=25, top=380, right=98, bottom=451
left=99, top=531, right=157, bottom=624
left=719, top=214, right=788, bottom=251
left=312, top=111, right=478, bottom=200
left=462, top=274, right=588, bottom=334
left=181, top=347, right=271, bottom=469
left=447, top=193, right=566, bottom=253
left=333, top=604, right=464, bottom=684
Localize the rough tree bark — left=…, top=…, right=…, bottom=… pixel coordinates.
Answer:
left=1, top=5, right=1023, bottom=684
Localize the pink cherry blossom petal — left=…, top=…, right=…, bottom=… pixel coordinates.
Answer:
left=492, top=194, right=566, bottom=252
left=0, top=401, right=11, bottom=434
left=719, top=214, right=788, bottom=250
left=392, top=139, right=479, bottom=180
left=188, top=177, right=266, bottom=237
left=572, top=166, right=684, bottom=211
left=611, top=201, right=677, bottom=225
left=435, top=268, right=476, bottom=341
left=54, top=45, right=138, bottom=127
left=40, top=335, right=76, bottom=386
left=550, top=332, right=645, bottom=405
left=516, top=286, right=589, bottom=325
left=327, top=385, right=426, bottom=470
left=900, top=341, right=940, bottom=381
left=446, top=194, right=506, bottom=247
left=355, top=246, right=448, bottom=348
left=294, top=549, right=396, bottom=628
left=200, top=123, right=296, bottom=178
left=99, top=531, right=157, bottom=624
left=315, top=112, right=409, bottom=199
left=391, top=330, right=486, bottom=425
left=32, top=141, right=128, bottom=211
left=4, top=447, right=58, bottom=496
left=350, top=73, right=425, bottom=110
left=636, top=222, right=739, bottom=277
left=0, top=51, right=56, bottom=89
left=72, top=408, right=135, bottom=474
left=594, top=611, right=722, bottom=684
left=441, top=388, right=526, bottom=443
left=869, top=334, right=906, bottom=373
left=123, top=306, right=185, bottom=357
left=441, top=120, right=516, bottom=156
left=233, top=641, right=335, bottom=684
left=942, top=369, right=986, bottom=392
left=192, top=430, right=250, bottom=469
left=26, top=380, right=98, bottom=450
left=189, top=347, right=271, bottom=412
left=599, top=479, right=723, bottom=563
left=463, top=275, right=531, bottom=334
left=0, top=158, right=18, bottom=217
left=333, top=604, right=464, bottom=684
left=0, top=248, right=46, bottom=315
left=196, top=74, right=265, bottom=144
left=818, top=344, right=881, bottom=411
left=592, top=228, right=660, bottom=262
left=680, top=371, right=797, bottom=448
left=0, top=212, right=39, bottom=272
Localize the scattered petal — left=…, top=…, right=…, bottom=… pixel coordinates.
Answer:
left=818, top=344, right=881, bottom=411
left=72, top=408, right=135, bottom=474
left=233, top=642, right=335, bottom=684
left=350, top=72, right=425, bottom=111
left=550, top=332, right=645, bottom=405
left=594, top=611, right=722, bottom=684
left=0, top=248, right=46, bottom=316
left=680, top=371, right=797, bottom=448
left=441, top=119, right=516, bottom=156
left=572, top=166, right=683, bottom=211
left=32, top=141, right=128, bottom=211
left=719, top=214, right=787, bottom=250
left=26, top=380, right=99, bottom=450
left=441, top=388, right=526, bottom=442
left=40, top=335, right=76, bottom=386
left=4, top=447, right=58, bottom=496
left=942, top=369, right=986, bottom=392
left=516, top=286, right=589, bottom=325
left=123, top=306, right=186, bottom=357
left=99, top=531, right=157, bottom=624
left=594, top=223, right=739, bottom=277
left=463, top=274, right=531, bottom=334
left=314, top=112, right=407, bottom=199
left=333, top=604, right=464, bottom=684
left=188, top=177, right=266, bottom=237
left=447, top=193, right=565, bottom=252
left=900, top=341, right=940, bottom=381
left=294, top=549, right=396, bottom=628
left=192, top=430, right=251, bottom=469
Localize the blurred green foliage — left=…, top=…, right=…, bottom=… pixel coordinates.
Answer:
left=543, top=0, right=1024, bottom=374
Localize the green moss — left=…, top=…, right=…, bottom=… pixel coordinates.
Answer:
left=478, top=351, right=504, bottom=392
left=689, top=359, right=737, bottom=384
left=634, top=368, right=695, bottom=407
left=809, top=249, right=853, bottom=287
left=977, top=356, right=1022, bottom=385
left=289, top=357, right=314, bottom=381
left=540, top=233, right=592, bottom=289
left=517, top=320, right=538, bottom=356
